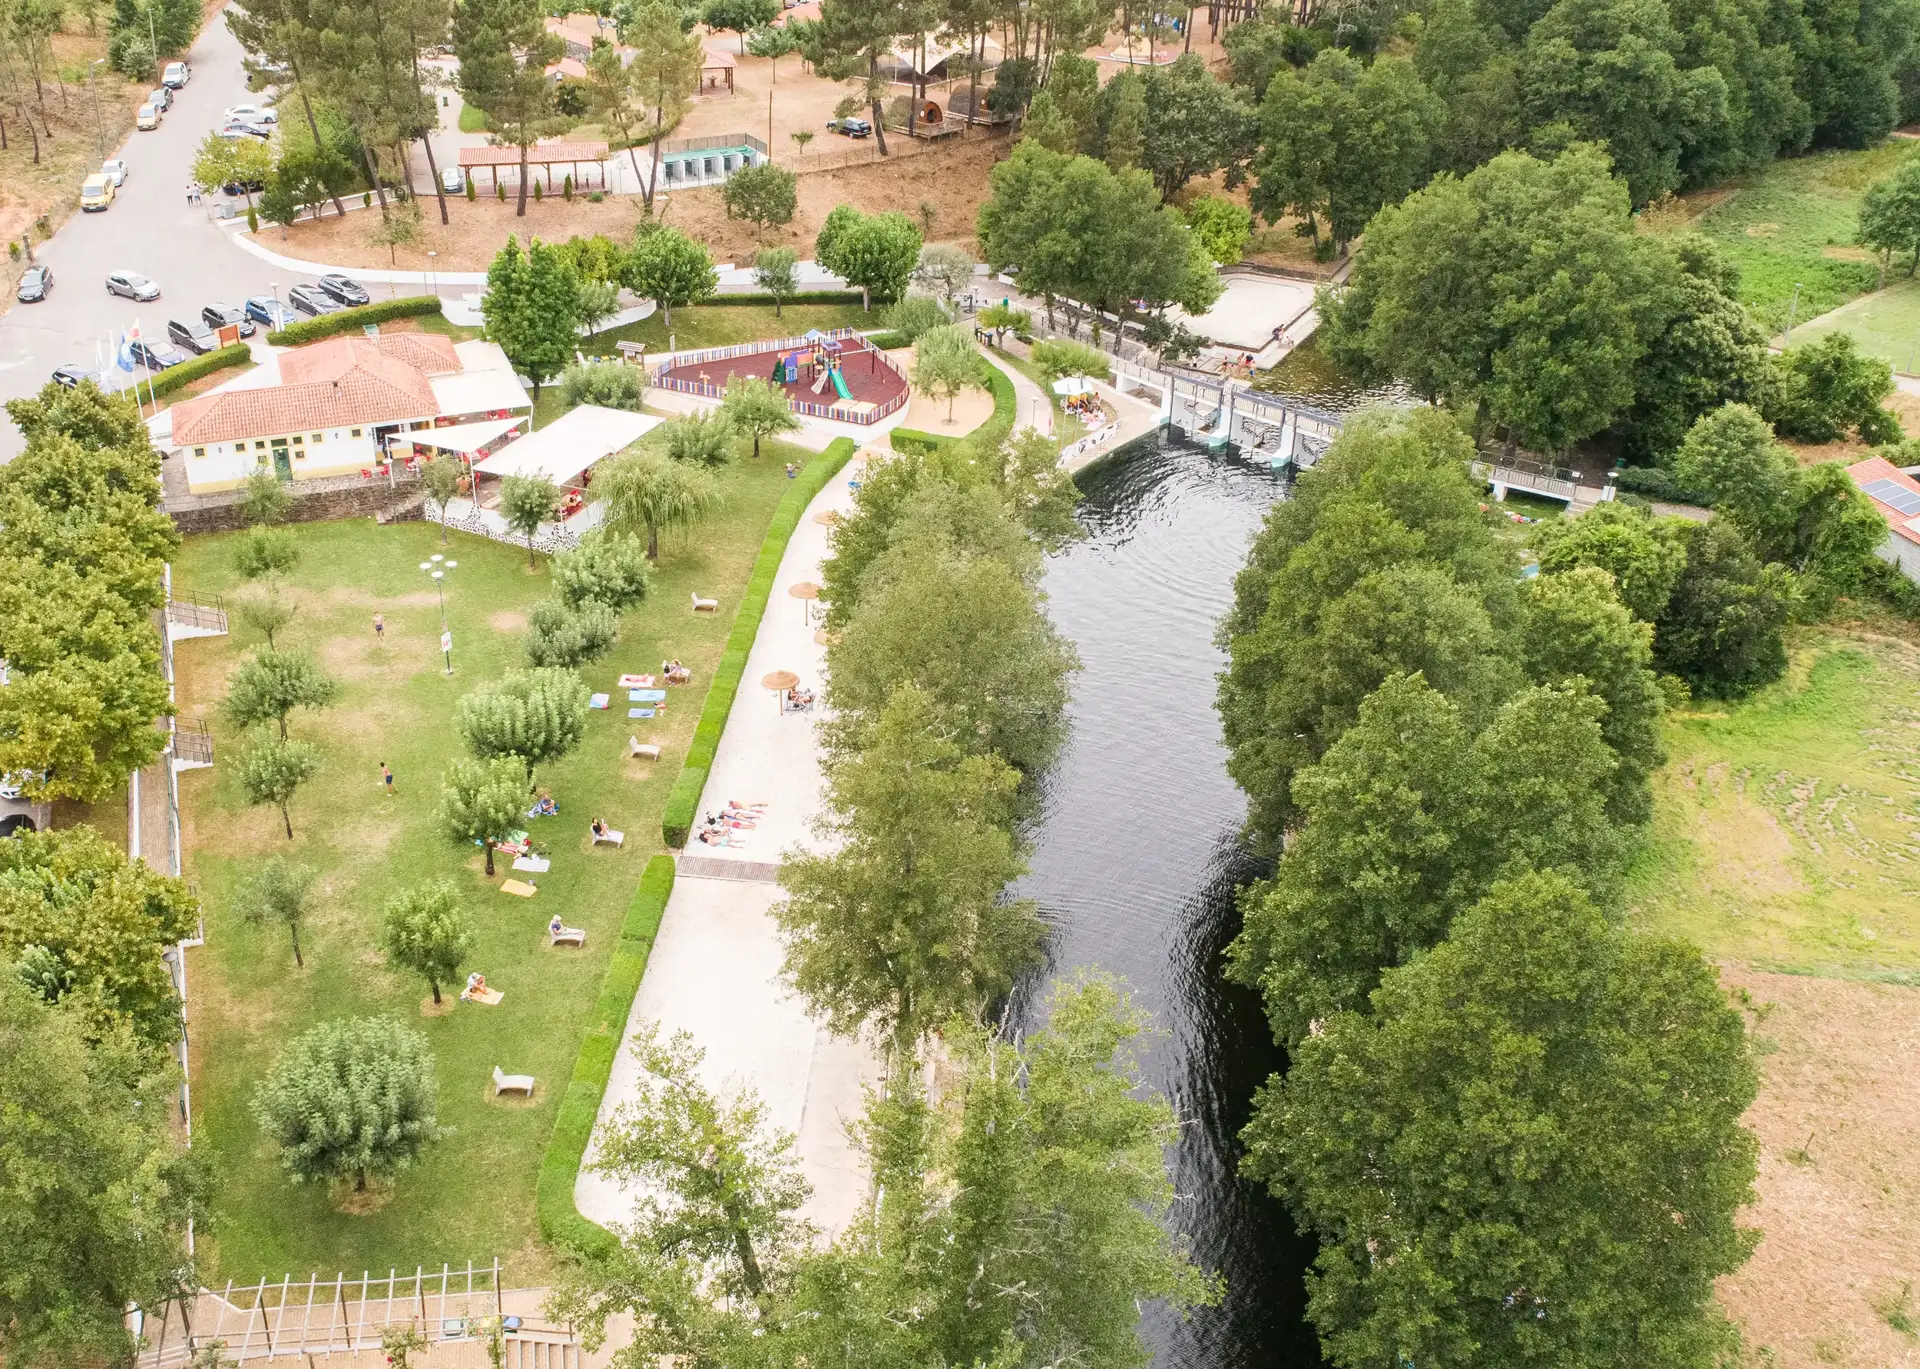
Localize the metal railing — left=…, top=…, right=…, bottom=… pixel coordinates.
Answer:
left=172, top=721, right=214, bottom=769
left=166, top=588, right=229, bottom=636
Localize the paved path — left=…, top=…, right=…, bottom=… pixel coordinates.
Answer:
left=576, top=446, right=884, bottom=1240
left=984, top=342, right=1055, bottom=437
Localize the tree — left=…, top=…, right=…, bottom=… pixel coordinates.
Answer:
left=369, top=205, right=424, bottom=266
left=1136, top=52, right=1256, bottom=200
left=526, top=596, right=619, bottom=667
left=752, top=246, right=799, bottom=316
left=1030, top=338, right=1111, bottom=384
left=662, top=410, right=735, bottom=466
left=1536, top=501, right=1691, bottom=621
left=553, top=532, right=652, bottom=609
left=911, top=243, right=975, bottom=305
left=237, top=590, right=297, bottom=647
left=380, top=881, right=477, bottom=1005
left=252, top=1016, right=446, bottom=1191
left=812, top=0, right=909, bottom=157
left=1767, top=332, right=1902, bottom=445
left=585, top=38, right=652, bottom=191
left=1859, top=152, right=1920, bottom=276
left=191, top=131, right=274, bottom=207
left=1672, top=402, right=1798, bottom=558
left=1253, top=50, right=1442, bottom=254
left=624, top=224, right=715, bottom=325
left=815, top=205, right=922, bottom=310
left=620, top=0, right=702, bottom=212
left=1653, top=519, right=1796, bottom=697
left=1321, top=145, right=1673, bottom=454
left=560, top=360, right=647, bottom=411
left=456, top=667, right=590, bottom=774
left=419, top=455, right=463, bottom=544
left=1184, top=193, right=1254, bottom=264
left=438, top=754, right=530, bottom=875
left=453, top=0, right=561, bottom=215
left=702, top=0, right=777, bottom=49
left=883, top=293, right=951, bottom=342
left=240, top=468, right=293, bottom=526
left=483, top=236, right=580, bottom=399
left=721, top=162, right=797, bottom=230
left=591, top=448, right=722, bottom=558
left=778, top=684, right=1043, bottom=1054
left=232, top=525, right=300, bottom=582
left=576, top=278, right=622, bottom=336
left=911, top=323, right=982, bottom=422
left=237, top=733, right=321, bottom=839
left=0, top=975, right=207, bottom=1369
left=718, top=375, right=801, bottom=456
left=234, top=857, right=318, bottom=967
left=1790, top=461, right=1887, bottom=597
left=1248, top=871, right=1757, bottom=1369
left=0, top=825, right=199, bottom=1051
left=223, top=647, right=340, bottom=739
left=499, top=472, right=560, bottom=568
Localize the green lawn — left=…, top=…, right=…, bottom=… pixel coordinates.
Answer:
left=1623, top=629, right=1920, bottom=980
left=457, top=104, right=488, bottom=134
left=1653, top=140, right=1920, bottom=335
left=1782, top=273, right=1920, bottom=373
left=176, top=439, right=813, bottom=1282
left=583, top=302, right=875, bottom=357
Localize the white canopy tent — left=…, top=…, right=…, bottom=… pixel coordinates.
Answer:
left=1052, top=377, right=1097, bottom=396
left=472, top=405, right=661, bottom=485
left=402, top=417, right=528, bottom=458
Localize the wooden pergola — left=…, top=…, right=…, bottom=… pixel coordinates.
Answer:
left=456, top=140, right=612, bottom=192
left=699, top=47, right=736, bottom=94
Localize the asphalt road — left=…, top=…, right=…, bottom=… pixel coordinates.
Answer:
left=0, top=5, right=303, bottom=457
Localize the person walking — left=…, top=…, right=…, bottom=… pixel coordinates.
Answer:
left=373, top=612, right=384, bottom=639
left=381, top=762, right=396, bottom=796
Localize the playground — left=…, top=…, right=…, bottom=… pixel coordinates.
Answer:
left=653, top=330, right=911, bottom=424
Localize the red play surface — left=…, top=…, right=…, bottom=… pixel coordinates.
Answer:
left=658, top=338, right=909, bottom=409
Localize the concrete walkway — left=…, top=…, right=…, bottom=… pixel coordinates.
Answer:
left=576, top=443, right=885, bottom=1240
left=983, top=343, right=1055, bottom=438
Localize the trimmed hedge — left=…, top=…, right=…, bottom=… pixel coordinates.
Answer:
left=264, top=294, right=444, bottom=347
left=536, top=853, right=677, bottom=1256
left=661, top=436, right=860, bottom=847
left=147, top=343, right=252, bottom=400
left=889, top=354, right=1018, bottom=455
left=865, top=330, right=911, bottom=350
left=708, top=289, right=866, bottom=309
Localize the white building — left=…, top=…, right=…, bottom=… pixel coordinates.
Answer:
left=1848, top=455, right=1920, bottom=583
left=166, top=335, right=532, bottom=493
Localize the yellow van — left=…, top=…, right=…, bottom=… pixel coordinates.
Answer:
left=136, top=102, right=159, bottom=130
left=80, top=174, right=115, bottom=211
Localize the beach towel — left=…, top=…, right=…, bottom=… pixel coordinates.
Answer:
left=629, top=689, right=667, bottom=702
left=500, top=879, right=538, bottom=898
left=629, top=707, right=656, bottom=719
left=462, top=987, right=505, bottom=1005
left=590, top=693, right=610, bottom=710
left=512, top=855, right=551, bottom=874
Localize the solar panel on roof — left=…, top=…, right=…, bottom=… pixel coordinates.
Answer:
left=1862, top=478, right=1920, bottom=516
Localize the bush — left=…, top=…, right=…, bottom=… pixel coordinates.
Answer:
left=265, top=295, right=443, bottom=347
left=536, top=854, right=676, bottom=1254
left=660, top=438, right=858, bottom=846
left=721, top=163, right=798, bottom=229
left=866, top=330, right=911, bottom=350
left=1613, top=465, right=1710, bottom=505
left=702, top=289, right=865, bottom=308
left=525, top=597, right=618, bottom=668
left=883, top=293, right=951, bottom=343
left=552, top=534, right=651, bottom=609
left=1031, top=338, right=1112, bottom=384
left=465, top=177, right=475, bottom=202
left=146, top=343, right=252, bottom=400
left=558, top=360, right=646, bottom=411
left=1767, top=333, right=1902, bottom=445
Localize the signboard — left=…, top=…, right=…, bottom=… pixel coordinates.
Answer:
left=440, top=630, right=453, bottom=655
left=216, top=324, right=241, bottom=347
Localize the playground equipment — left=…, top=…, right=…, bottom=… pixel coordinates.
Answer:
left=768, top=334, right=853, bottom=399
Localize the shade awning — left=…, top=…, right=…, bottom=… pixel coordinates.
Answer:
left=472, top=405, right=661, bottom=484
left=403, top=418, right=525, bottom=455
left=1052, top=377, right=1097, bottom=396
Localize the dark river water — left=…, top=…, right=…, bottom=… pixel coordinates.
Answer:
left=1007, top=431, right=1321, bottom=1369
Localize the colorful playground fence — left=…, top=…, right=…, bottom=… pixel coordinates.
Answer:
left=652, top=330, right=912, bottom=426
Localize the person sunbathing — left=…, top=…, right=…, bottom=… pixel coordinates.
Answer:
left=662, top=659, right=692, bottom=684
left=696, top=827, right=744, bottom=847
left=464, top=971, right=488, bottom=996
left=705, top=813, right=757, bottom=830
left=590, top=817, right=610, bottom=839
left=727, top=800, right=768, bottom=809
left=533, top=795, right=558, bottom=816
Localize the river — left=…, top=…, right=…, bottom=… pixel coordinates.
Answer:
left=1007, top=352, right=1406, bottom=1368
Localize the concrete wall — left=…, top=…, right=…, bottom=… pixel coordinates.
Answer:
left=1877, top=532, right=1920, bottom=584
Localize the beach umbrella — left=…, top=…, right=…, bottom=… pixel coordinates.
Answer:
left=813, top=510, right=841, bottom=526
left=762, top=669, right=799, bottom=712
left=1052, top=376, right=1096, bottom=396
left=789, top=581, right=821, bottom=623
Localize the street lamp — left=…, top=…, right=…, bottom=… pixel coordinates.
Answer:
left=419, top=554, right=459, bottom=673
left=427, top=250, right=437, bottom=299
left=88, top=59, right=106, bottom=163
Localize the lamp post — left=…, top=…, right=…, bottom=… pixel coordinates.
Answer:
left=88, top=59, right=107, bottom=163
left=427, top=250, right=437, bottom=299
left=419, top=554, right=458, bottom=673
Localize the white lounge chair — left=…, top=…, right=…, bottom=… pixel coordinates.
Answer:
left=629, top=737, right=661, bottom=760
left=691, top=592, right=719, bottom=612
left=591, top=826, right=625, bottom=847
left=551, top=924, right=586, bottom=947
left=492, top=1066, right=535, bottom=1097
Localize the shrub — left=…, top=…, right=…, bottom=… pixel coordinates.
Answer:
left=1613, top=465, right=1709, bottom=505
left=1031, top=338, right=1112, bottom=384
left=264, top=296, right=443, bottom=347
left=866, top=330, right=911, bottom=350
left=525, top=597, right=619, bottom=668
left=534, top=180, right=544, bottom=202
left=721, top=163, right=798, bottom=229
left=552, top=534, right=651, bottom=609
left=465, top=176, right=475, bottom=201
left=146, top=343, right=252, bottom=399
left=883, top=293, right=951, bottom=343
left=558, top=360, right=646, bottom=411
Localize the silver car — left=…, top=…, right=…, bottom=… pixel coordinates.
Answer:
left=106, top=270, right=161, bottom=301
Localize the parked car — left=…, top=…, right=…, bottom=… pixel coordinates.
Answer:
left=136, top=102, right=160, bottom=131
left=51, top=364, right=90, bottom=390
left=16, top=265, right=52, bottom=303
left=316, top=273, right=369, bottom=307
left=129, top=338, right=186, bottom=371
left=202, top=302, right=256, bottom=338
left=287, top=284, right=343, bottom=317
left=219, top=120, right=272, bottom=140
left=826, top=116, right=871, bottom=137
left=148, top=85, right=172, bottom=111
left=106, top=270, right=161, bottom=301
left=101, top=158, right=128, bottom=186
left=243, top=295, right=297, bottom=328
left=440, top=165, right=464, bottom=194
left=167, top=318, right=219, bottom=355
left=222, top=178, right=265, bottom=196
left=224, top=102, right=278, bottom=124
left=80, top=174, right=116, bottom=211
left=162, top=60, right=190, bottom=87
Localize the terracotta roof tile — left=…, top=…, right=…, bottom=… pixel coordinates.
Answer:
left=171, top=336, right=462, bottom=447
left=457, top=140, right=609, bottom=167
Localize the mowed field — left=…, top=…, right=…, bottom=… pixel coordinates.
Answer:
left=1625, top=629, right=1920, bottom=1368
left=174, top=446, right=803, bottom=1282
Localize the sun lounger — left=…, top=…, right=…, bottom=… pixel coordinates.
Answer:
left=630, top=737, right=661, bottom=760
left=500, top=879, right=538, bottom=897
left=692, top=592, right=719, bottom=612
left=628, top=689, right=667, bottom=702
left=589, top=692, right=610, bottom=710
left=512, top=854, right=550, bottom=874
left=550, top=924, right=586, bottom=947
left=591, top=826, right=625, bottom=847
left=492, top=1066, right=535, bottom=1097
left=463, top=986, right=505, bottom=1005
